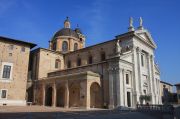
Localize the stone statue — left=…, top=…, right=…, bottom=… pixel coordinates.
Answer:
left=128, top=17, right=134, bottom=31
left=116, top=39, right=121, bottom=53
left=140, top=17, right=143, bottom=27
left=129, top=17, right=133, bottom=27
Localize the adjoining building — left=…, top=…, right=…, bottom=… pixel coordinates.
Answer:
left=27, top=17, right=162, bottom=109
left=160, top=81, right=174, bottom=104
left=160, top=81, right=173, bottom=96
left=175, top=83, right=180, bottom=104
left=0, top=36, right=36, bottom=106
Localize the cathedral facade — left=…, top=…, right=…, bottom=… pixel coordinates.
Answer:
left=27, top=17, right=161, bottom=109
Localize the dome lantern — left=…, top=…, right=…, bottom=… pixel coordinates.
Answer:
left=64, top=17, right=71, bottom=28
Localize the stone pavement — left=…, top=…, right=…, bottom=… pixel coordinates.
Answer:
left=0, top=106, right=158, bottom=119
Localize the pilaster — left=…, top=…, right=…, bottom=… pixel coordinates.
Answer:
left=64, top=81, right=69, bottom=108
left=132, top=47, right=139, bottom=105
left=108, top=69, right=114, bottom=109
left=123, top=69, right=126, bottom=106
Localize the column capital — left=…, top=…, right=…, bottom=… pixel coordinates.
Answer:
left=121, top=68, right=125, bottom=72
left=108, top=67, right=120, bottom=72
left=150, top=54, right=155, bottom=59
left=136, top=47, right=141, bottom=53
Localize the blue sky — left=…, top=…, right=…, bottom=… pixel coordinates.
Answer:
left=0, top=0, right=179, bottom=85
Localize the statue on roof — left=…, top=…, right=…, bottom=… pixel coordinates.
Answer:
left=140, top=17, right=143, bottom=27
left=129, top=17, right=133, bottom=27
left=128, top=17, right=134, bottom=32
left=116, top=39, right=121, bottom=54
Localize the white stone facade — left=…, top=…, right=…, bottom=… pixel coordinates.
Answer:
left=108, top=28, right=161, bottom=108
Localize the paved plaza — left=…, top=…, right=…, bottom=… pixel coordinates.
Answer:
left=0, top=106, right=159, bottom=119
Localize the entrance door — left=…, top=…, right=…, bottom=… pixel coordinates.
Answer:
left=45, top=87, right=53, bottom=106
left=127, top=92, right=131, bottom=107
left=57, top=87, right=65, bottom=107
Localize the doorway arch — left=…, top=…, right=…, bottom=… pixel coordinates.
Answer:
left=45, top=86, right=53, bottom=106
left=90, top=82, right=102, bottom=108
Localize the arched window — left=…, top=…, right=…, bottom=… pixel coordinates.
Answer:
left=62, top=41, right=68, bottom=52
left=74, top=43, right=78, bottom=51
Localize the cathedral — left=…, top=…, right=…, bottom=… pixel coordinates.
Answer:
left=0, top=17, right=161, bottom=108
left=27, top=17, right=161, bottom=109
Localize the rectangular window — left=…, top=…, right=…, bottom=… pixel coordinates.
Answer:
left=141, top=54, right=144, bottom=67
left=9, top=45, right=14, bottom=50
left=88, top=56, right=93, bottom=64
left=55, top=59, right=61, bottom=69
left=126, top=74, right=129, bottom=84
left=101, top=52, right=106, bottom=61
left=2, top=65, right=11, bottom=79
left=55, top=61, right=59, bottom=68
left=9, top=53, right=12, bottom=56
left=77, top=58, right=81, bottom=66
left=143, top=90, right=146, bottom=95
left=21, top=47, right=25, bottom=52
left=1, top=90, right=7, bottom=99
left=67, top=61, right=71, bottom=68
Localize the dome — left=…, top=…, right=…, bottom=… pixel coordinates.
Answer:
left=53, top=28, right=79, bottom=39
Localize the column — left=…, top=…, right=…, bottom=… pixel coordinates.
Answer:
left=150, top=55, right=156, bottom=104
left=130, top=71, right=136, bottom=107
left=147, top=54, right=153, bottom=96
left=108, top=69, right=114, bottom=109
left=137, top=47, right=142, bottom=94
left=52, top=82, right=57, bottom=107
left=116, top=68, right=123, bottom=106
left=132, top=47, right=138, bottom=107
left=64, top=81, right=69, bottom=108
left=42, top=83, right=46, bottom=106
left=85, top=80, right=90, bottom=109
left=123, top=69, right=126, bottom=106
left=122, top=69, right=127, bottom=106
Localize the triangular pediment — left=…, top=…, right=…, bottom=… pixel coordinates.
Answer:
left=135, top=30, right=157, bottom=49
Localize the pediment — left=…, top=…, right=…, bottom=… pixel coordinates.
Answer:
left=135, top=30, right=157, bottom=49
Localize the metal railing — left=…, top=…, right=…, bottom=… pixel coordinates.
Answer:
left=136, top=104, right=174, bottom=114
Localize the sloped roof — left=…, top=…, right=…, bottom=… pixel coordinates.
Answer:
left=0, top=36, right=36, bottom=49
